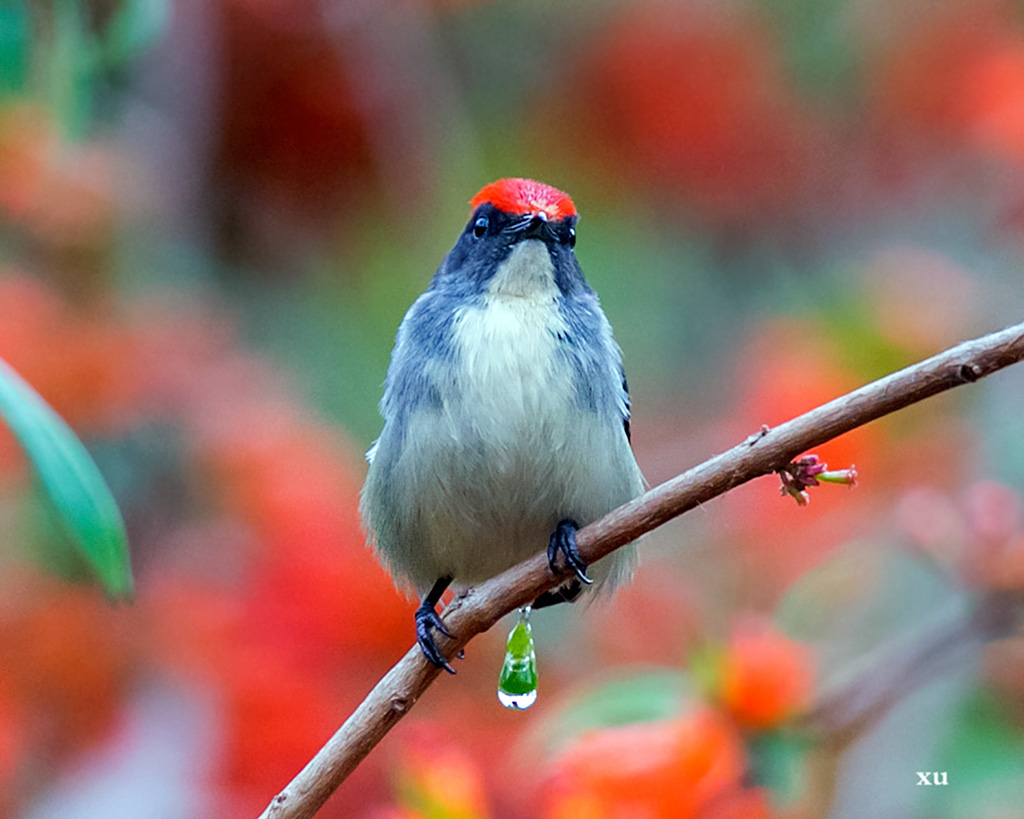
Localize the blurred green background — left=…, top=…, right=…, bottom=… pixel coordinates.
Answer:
left=1, top=1, right=1024, bottom=817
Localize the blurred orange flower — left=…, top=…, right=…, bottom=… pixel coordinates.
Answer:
left=958, top=38, right=1024, bottom=161
left=0, top=574, right=134, bottom=774
left=394, top=727, right=492, bottom=819
left=0, top=275, right=138, bottom=431
left=0, top=105, right=115, bottom=250
left=544, top=709, right=767, bottom=819
left=715, top=620, right=815, bottom=731
left=868, top=0, right=1024, bottom=166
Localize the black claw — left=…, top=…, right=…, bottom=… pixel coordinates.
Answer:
left=415, top=576, right=456, bottom=674
left=547, top=518, right=592, bottom=585
left=416, top=607, right=455, bottom=673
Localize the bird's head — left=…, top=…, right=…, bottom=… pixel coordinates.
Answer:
left=440, top=178, right=585, bottom=297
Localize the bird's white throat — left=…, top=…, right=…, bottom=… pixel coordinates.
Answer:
left=451, top=239, right=567, bottom=418
left=485, top=239, right=558, bottom=299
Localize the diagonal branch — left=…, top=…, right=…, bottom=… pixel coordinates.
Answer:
left=260, top=320, right=1024, bottom=819
left=802, top=590, right=1023, bottom=744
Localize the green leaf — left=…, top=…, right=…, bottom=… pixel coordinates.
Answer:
left=924, top=690, right=1024, bottom=817
left=99, top=0, right=171, bottom=68
left=0, top=357, right=132, bottom=599
left=0, top=0, right=30, bottom=95
left=748, top=730, right=811, bottom=806
left=50, top=0, right=92, bottom=140
left=534, top=668, right=695, bottom=757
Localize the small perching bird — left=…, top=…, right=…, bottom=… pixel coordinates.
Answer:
left=360, top=178, right=645, bottom=672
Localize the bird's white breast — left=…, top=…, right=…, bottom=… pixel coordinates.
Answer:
left=449, top=240, right=572, bottom=438
left=374, top=240, right=641, bottom=590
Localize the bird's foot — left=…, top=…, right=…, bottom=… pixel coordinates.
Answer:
left=416, top=576, right=455, bottom=674
left=415, top=604, right=454, bottom=673
left=547, top=518, right=592, bottom=585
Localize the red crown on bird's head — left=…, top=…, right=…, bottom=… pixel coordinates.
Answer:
left=470, top=178, right=577, bottom=221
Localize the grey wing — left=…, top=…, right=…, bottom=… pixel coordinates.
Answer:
left=360, top=289, right=456, bottom=591
left=363, top=288, right=451, bottom=500
left=620, top=368, right=633, bottom=444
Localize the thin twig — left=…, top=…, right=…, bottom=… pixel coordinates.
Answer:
left=797, top=590, right=1023, bottom=817
left=260, top=320, right=1024, bottom=819
left=802, top=590, right=1023, bottom=743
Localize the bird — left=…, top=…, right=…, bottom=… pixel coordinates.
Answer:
left=360, top=178, right=645, bottom=672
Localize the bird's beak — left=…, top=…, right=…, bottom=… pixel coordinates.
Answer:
left=513, top=210, right=552, bottom=241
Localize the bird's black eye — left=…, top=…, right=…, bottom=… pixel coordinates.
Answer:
left=567, top=226, right=576, bottom=248
left=473, top=217, right=489, bottom=239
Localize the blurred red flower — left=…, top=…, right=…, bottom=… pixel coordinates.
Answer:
left=0, top=105, right=116, bottom=252
left=868, top=0, right=1024, bottom=163
left=544, top=708, right=767, bottom=819
left=714, top=619, right=815, bottom=731
left=0, top=684, right=22, bottom=816
left=0, top=271, right=414, bottom=814
left=959, top=38, right=1024, bottom=161
left=0, top=574, right=134, bottom=779
left=564, top=5, right=819, bottom=221
left=0, top=276, right=137, bottom=432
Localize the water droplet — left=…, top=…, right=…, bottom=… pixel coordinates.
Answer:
left=497, top=688, right=537, bottom=710
left=498, top=606, right=537, bottom=711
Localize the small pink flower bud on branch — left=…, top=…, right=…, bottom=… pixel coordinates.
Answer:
left=778, top=454, right=857, bottom=505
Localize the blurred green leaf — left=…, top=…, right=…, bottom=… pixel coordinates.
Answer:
left=558, top=669, right=691, bottom=729
left=687, top=641, right=725, bottom=699
left=925, top=690, right=1024, bottom=817
left=534, top=668, right=694, bottom=757
left=50, top=0, right=92, bottom=139
left=0, top=357, right=132, bottom=599
left=775, top=541, right=958, bottom=678
left=99, top=0, right=170, bottom=68
left=0, top=0, right=29, bottom=95
left=754, top=0, right=863, bottom=103
left=748, top=730, right=811, bottom=806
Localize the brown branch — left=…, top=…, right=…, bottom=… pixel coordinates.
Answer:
left=260, top=320, right=1024, bottom=819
